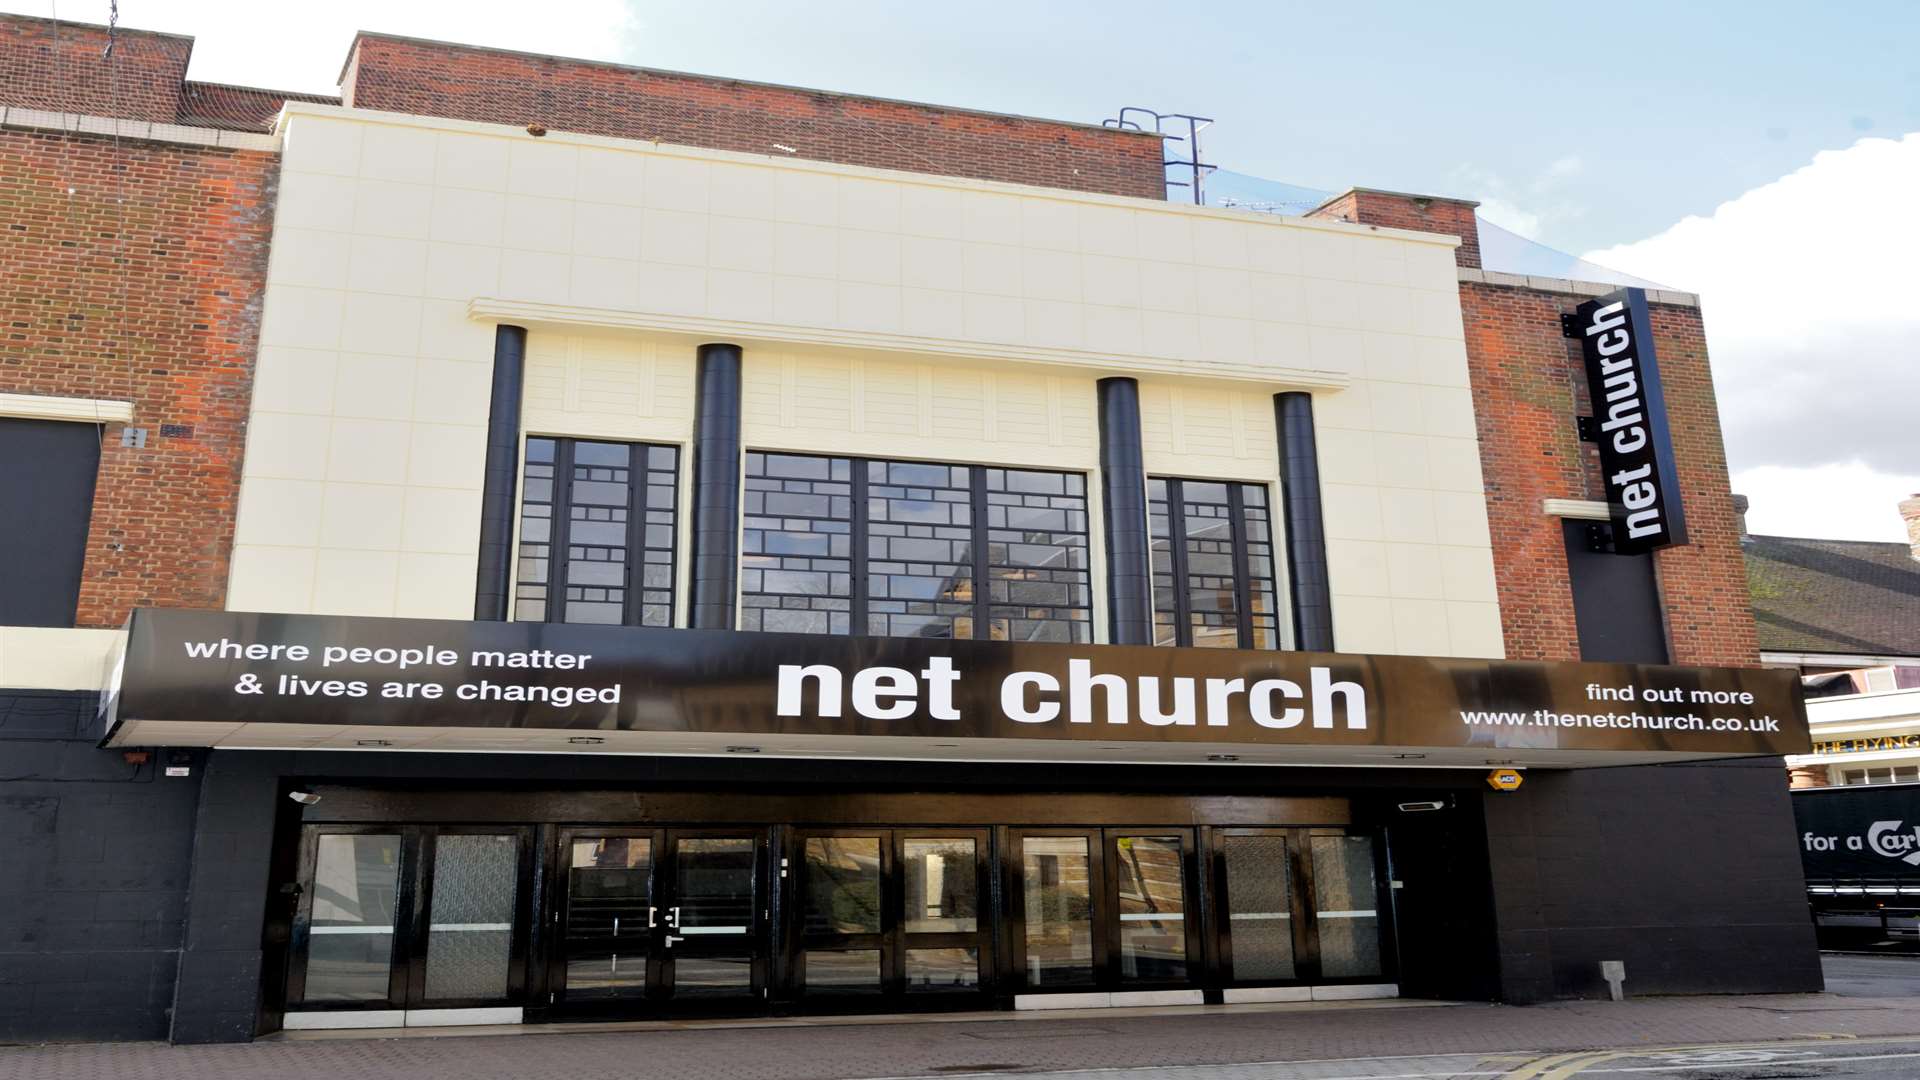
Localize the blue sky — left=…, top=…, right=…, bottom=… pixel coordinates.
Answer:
left=14, top=0, right=1920, bottom=539
left=56, top=0, right=1916, bottom=254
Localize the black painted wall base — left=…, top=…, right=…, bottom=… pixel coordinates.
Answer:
left=0, top=691, right=203, bottom=1042
left=1, top=724, right=1824, bottom=1042
left=1482, top=756, right=1823, bottom=1002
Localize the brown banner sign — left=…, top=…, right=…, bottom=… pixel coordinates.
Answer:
left=100, top=609, right=1809, bottom=758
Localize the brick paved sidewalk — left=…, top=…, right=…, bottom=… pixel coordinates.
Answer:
left=6, top=994, right=1920, bottom=1080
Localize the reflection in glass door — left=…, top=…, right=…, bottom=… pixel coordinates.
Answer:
left=1019, top=834, right=1097, bottom=987
left=666, top=834, right=762, bottom=999
left=1309, top=835, right=1385, bottom=979
left=287, top=826, right=531, bottom=1016
left=1112, top=834, right=1188, bottom=982
left=301, top=832, right=402, bottom=1004
left=796, top=829, right=990, bottom=1002
left=899, top=835, right=983, bottom=994
left=560, top=833, right=655, bottom=1002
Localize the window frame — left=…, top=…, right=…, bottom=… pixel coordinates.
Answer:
left=740, top=451, right=1093, bottom=643
left=1148, top=476, right=1282, bottom=651
left=514, top=436, right=680, bottom=628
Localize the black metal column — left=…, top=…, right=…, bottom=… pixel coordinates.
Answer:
left=473, top=324, right=526, bottom=621
left=1097, top=377, right=1153, bottom=645
left=689, top=343, right=744, bottom=630
left=1274, top=391, right=1334, bottom=651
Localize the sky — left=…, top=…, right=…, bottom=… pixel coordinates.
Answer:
left=16, top=0, right=1920, bottom=540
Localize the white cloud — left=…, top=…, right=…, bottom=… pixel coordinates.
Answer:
left=1735, top=462, right=1920, bottom=543
left=1587, top=133, right=1920, bottom=542
left=13, top=0, right=640, bottom=94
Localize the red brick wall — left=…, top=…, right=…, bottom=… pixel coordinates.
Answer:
left=342, top=34, right=1167, bottom=200
left=1459, top=281, right=1758, bottom=667
left=1309, top=189, right=1482, bottom=268
left=0, top=15, right=189, bottom=123
left=0, top=127, right=277, bottom=626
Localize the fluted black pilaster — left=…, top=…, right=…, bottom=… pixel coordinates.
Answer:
left=689, top=343, right=744, bottom=630
left=473, top=324, right=526, bottom=621
left=1097, top=377, right=1153, bottom=645
left=1275, top=391, right=1334, bottom=651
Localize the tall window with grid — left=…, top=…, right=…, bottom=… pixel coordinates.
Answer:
left=741, top=452, right=1091, bottom=642
left=515, top=438, right=679, bottom=626
left=1148, top=478, right=1282, bottom=649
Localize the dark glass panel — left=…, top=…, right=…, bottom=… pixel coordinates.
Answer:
left=302, top=834, right=401, bottom=1003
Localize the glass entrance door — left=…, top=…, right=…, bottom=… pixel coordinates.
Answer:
left=663, top=833, right=763, bottom=1001
left=795, top=828, right=991, bottom=1005
left=286, top=825, right=533, bottom=1017
left=558, top=831, right=655, bottom=1003
left=555, top=828, right=767, bottom=1013
left=1208, top=827, right=1392, bottom=989
left=1010, top=828, right=1199, bottom=995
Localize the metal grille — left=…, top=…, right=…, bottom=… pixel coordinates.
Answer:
left=741, top=452, right=855, bottom=634
left=984, top=468, right=1093, bottom=643
left=1149, top=478, right=1281, bottom=649
left=867, top=461, right=976, bottom=639
left=743, top=454, right=1091, bottom=641
left=515, top=438, right=678, bottom=626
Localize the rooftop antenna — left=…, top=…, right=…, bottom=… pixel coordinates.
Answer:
left=1104, top=107, right=1216, bottom=206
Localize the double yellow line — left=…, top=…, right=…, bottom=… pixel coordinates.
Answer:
left=1499, top=1049, right=1620, bottom=1080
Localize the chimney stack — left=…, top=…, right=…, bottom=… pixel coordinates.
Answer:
left=1732, top=494, right=1751, bottom=543
left=1900, top=493, right=1920, bottom=562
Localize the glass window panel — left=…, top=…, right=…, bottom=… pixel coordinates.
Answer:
left=1311, top=835, right=1384, bottom=979
left=676, top=838, right=755, bottom=931
left=672, top=956, right=754, bottom=996
left=742, top=453, right=853, bottom=634
left=424, top=834, right=520, bottom=1001
left=805, top=949, right=882, bottom=993
left=302, top=834, right=401, bottom=1003
left=1114, top=836, right=1186, bottom=981
left=1222, top=835, right=1296, bottom=981
left=902, top=838, right=977, bottom=933
left=906, top=947, right=980, bottom=991
left=1022, top=836, right=1094, bottom=987
left=804, top=837, right=883, bottom=935
left=985, top=467, right=1092, bottom=643
left=516, top=439, right=677, bottom=627
left=1149, top=478, right=1282, bottom=650
left=563, top=836, right=651, bottom=998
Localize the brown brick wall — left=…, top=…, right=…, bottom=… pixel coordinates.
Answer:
left=0, top=15, right=189, bottom=123
left=0, top=127, right=277, bottom=626
left=1459, top=281, right=1758, bottom=666
left=1309, top=189, right=1482, bottom=268
left=341, top=34, right=1167, bottom=200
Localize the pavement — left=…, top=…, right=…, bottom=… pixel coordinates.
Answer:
left=3, top=955, right=1919, bottom=1080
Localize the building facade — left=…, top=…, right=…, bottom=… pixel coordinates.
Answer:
left=1745, top=495, right=1920, bottom=789
left=1, top=15, right=1816, bottom=1044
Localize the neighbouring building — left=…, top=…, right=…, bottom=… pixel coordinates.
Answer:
left=1, top=14, right=1815, bottom=1044
left=1746, top=495, right=1920, bottom=788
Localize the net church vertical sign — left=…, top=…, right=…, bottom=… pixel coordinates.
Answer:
left=1574, top=287, right=1688, bottom=553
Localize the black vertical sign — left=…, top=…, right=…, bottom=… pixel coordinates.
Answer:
left=1575, top=287, right=1688, bottom=553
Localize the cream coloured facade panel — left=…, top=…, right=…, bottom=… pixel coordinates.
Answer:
left=243, top=105, right=1503, bottom=657
left=738, top=349, right=1098, bottom=469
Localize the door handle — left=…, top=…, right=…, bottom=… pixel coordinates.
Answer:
left=665, top=934, right=685, bottom=947
left=648, top=906, right=658, bottom=928
left=613, top=916, right=619, bottom=935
